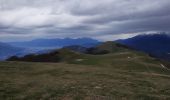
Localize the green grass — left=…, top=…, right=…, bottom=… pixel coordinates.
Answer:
left=0, top=50, right=170, bottom=100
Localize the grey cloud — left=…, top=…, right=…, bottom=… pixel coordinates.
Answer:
left=0, top=0, right=170, bottom=41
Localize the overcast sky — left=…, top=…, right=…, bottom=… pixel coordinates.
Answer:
left=0, top=0, right=170, bottom=41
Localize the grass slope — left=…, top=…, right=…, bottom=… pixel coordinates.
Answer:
left=1, top=49, right=170, bottom=99
left=1, top=42, right=170, bottom=99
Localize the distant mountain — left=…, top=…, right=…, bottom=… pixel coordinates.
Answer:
left=8, top=38, right=100, bottom=48
left=0, top=42, right=24, bottom=60
left=0, top=42, right=56, bottom=60
left=0, top=38, right=99, bottom=60
left=7, top=41, right=132, bottom=62
left=117, top=33, right=170, bottom=61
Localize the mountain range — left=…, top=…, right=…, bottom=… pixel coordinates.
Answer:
left=0, top=38, right=100, bottom=60
left=1, top=33, right=170, bottom=61
left=3, top=34, right=170, bottom=99
left=8, top=38, right=100, bottom=48
left=117, top=33, right=170, bottom=61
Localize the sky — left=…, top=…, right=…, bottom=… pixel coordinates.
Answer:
left=0, top=0, right=170, bottom=42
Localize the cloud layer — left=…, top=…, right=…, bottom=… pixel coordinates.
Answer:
left=0, top=0, right=170, bottom=41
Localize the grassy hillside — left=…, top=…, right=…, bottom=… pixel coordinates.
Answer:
left=1, top=42, right=170, bottom=99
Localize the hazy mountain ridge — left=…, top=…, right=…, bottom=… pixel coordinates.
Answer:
left=0, top=42, right=24, bottom=60
left=0, top=38, right=100, bottom=60
left=8, top=38, right=100, bottom=48
left=0, top=42, right=57, bottom=60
